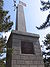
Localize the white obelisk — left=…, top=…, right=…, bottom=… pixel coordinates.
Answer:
left=16, top=1, right=26, bottom=32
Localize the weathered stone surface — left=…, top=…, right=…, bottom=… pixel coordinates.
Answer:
left=12, top=65, right=20, bottom=67
left=16, top=3, right=26, bottom=32
left=38, top=65, right=44, bottom=67
left=12, top=60, right=17, bottom=65
left=12, top=30, right=39, bottom=38
left=30, top=65, right=37, bottom=67
left=12, top=54, right=20, bottom=60
left=20, top=65, right=29, bottom=67
left=16, top=60, right=25, bottom=64
left=6, top=30, right=44, bottom=67
left=24, top=60, right=34, bottom=65
left=37, top=56, right=43, bottom=61
left=20, top=54, right=37, bottom=60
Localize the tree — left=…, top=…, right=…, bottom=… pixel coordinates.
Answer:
left=0, top=0, right=13, bottom=67
left=36, top=0, right=50, bottom=29
left=42, top=34, right=50, bottom=67
left=36, top=0, right=50, bottom=66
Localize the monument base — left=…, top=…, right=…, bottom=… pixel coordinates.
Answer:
left=6, top=30, right=44, bottom=67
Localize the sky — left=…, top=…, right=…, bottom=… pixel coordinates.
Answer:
left=3, top=0, right=50, bottom=50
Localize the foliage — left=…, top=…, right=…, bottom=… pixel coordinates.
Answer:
left=36, top=0, right=50, bottom=29
left=42, top=34, right=50, bottom=67
left=13, top=0, right=17, bottom=11
left=0, top=0, right=13, bottom=67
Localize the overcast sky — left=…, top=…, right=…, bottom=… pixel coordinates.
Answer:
left=3, top=0, right=50, bottom=46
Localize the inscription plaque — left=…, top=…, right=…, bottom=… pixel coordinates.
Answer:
left=21, top=41, right=34, bottom=54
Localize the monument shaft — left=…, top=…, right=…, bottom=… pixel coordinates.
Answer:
left=16, top=3, right=26, bottom=32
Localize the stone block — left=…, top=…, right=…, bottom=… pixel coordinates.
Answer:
left=34, top=48, right=41, bottom=53
left=38, top=65, right=44, bottom=67
left=37, top=56, right=43, bottom=61
left=20, top=65, right=29, bottom=67
left=34, top=45, right=41, bottom=49
left=30, top=65, right=37, bottom=67
left=12, top=60, right=16, bottom=65
left=25, top=60, right=33, bottom=65
left=16, top=60, right=25, bottom=64
left=12, top=65, right=20, bottom=67
left=33, top=61, right=38, bottom=65
left=40, top=60, right=44, bottom=64
left=13, top=47, right=21, bottom=51
left=20, top=55, right=29, bottom=60
left=12, top=55, right=20, bottom=60
left=12, top=42, right=21, bottom=47
left=20, top=54, right=37, bottom=60
left=12, top=50, right=20, bottom=55
left=37, top=61, right=41, bottom=64
left=36, top=53, right=42, bottom=56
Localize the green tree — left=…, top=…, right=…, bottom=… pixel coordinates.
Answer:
left=42, top=34, right=50, bottom=67
left=36, top=0, right=50, bottom=29
left=36, top=0, right=50, bottom=66
left=0, top=0, right=13, bottom=67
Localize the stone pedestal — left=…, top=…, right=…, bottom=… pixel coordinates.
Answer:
left=6, top=30, right=44, bottom=67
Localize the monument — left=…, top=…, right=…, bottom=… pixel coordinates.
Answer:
left=6, top=1, right=44, bottom=67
